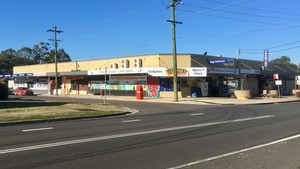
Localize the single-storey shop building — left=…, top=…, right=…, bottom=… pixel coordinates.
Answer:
left=9, top=53, right=299, bottom=98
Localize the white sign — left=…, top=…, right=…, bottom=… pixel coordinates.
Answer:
left=188, top=68, right=207, bottom=77
left=33, top=72, right=47, bottom=77
left=297, top=80, right=300, bottom=85
left=88, top=68, right=147, bottom=75
left=88, top=67, right=207, bottom=77
left=147, top=68, right=168, bottom=77
left=297, top=76, right=300, bottom=80
left=275, top=80, right=282, bottom=85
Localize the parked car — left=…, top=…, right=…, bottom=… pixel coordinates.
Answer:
left=15, top=87, right=34, bottom=96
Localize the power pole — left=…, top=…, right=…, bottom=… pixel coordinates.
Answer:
left=47, top=26, right=63, bottom=96
left=167, top=0, right=182, bottom=102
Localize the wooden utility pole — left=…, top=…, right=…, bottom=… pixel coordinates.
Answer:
left=167, top=0, right=182, bottom=101
left=48, top=26, right=63, bottom=96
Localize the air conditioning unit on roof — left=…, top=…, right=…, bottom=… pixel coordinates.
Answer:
left=134, top=58, right=142, bottom=68
left=121, top=59, right=129, bottom=69
left=110, top=63, right=118, bottom=69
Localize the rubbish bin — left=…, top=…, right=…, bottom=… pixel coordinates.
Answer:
left=296, top=92, right=300, bottom=98
left=136, top=86, right=143, bottom=100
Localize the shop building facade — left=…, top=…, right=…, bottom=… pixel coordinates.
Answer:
left=8, top=53, right=299, bottom=98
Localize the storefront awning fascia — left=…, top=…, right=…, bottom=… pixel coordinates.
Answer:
left=46, top=71, right=88, bottom=77
left=88, top=67, right=208, bottom=77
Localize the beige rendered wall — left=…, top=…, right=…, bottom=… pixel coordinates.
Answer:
left=13, top=54, right=161, bottom=74
left=159, top=54, right=191, bottom=68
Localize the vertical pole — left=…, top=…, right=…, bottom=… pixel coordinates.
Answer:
left=277, top=83, right=280, bottom=98
left=54, top=26, right=58, bottom=96
left=104, top=67, right=107, bottom=104
left=48, top=26, right=63, bottom=96
left=170, top=0, right=178, bottom=101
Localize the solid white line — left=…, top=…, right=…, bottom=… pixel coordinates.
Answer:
left=190, top=113, right=204, bottom=116
left=0, top=115, right=273, bottom=155
left=22, top=127, right=54, bottom=132
left=122, top=119, right=141, bottom=123
left=167, top=133, right=300, bottom=169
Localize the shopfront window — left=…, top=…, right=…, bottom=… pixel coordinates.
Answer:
left=160, top=77, right=180, bottom=91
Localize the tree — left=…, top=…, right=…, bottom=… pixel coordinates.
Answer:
left=0, top=49, right=17, bottom=74
left=0, top=42, right=72, bottom=74
left=48, top=49, right=72, bottom=63
left=270, top=56, right=291, bottom=64
left=32, top=42, right=51, bottom=64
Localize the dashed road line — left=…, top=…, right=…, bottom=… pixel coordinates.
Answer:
left=1, top=115, right=273, bottom=155
left=22, top=127, right=54, bottom=132
left=121, top=119, right=141, bottom=123
left=190, top=113, right=204, bottom=116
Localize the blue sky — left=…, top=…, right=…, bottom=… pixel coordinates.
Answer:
left=1, top=0, right=300, bottom=65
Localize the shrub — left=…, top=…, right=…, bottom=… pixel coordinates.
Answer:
left=0, top=83, right=8, bottom=100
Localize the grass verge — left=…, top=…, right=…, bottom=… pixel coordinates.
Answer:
left=0, top=102, right=127, bottom=123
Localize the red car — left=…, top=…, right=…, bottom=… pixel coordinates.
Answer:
left=15, top=87, right=34, bottom=96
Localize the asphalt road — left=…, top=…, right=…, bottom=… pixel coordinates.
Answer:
left=1, top=96, right=300, bottom=169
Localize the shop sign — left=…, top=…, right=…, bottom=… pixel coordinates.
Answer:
left=188, top=68, right=207, bottom=77
left=0, top=73, right=33, bottom=78
left=209, top=58, right=226, bottom=64
left=275, top=80, right=282, bottom=85
left=33, top=72, right=47, bottom=76
left=264, top=50, right=269, bottom=68
left=297, top=76, right=300, bottom=80
left=273, top=74, right=279, bottom=79
left=297, top=80, right=300, bottom=85
left=207, top=67, right=239, bottom=75
left=166, top=68, right=188, bottom=77
left=224, top=58, right=235, bottom=66
left=240, top=69, right=260, bottom=74
left=88, top=68, right=147, bottom=75
left=147, top=68, right=167, bottom=77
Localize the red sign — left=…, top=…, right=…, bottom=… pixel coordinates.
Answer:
left=273, top=74, right=278, bottom=79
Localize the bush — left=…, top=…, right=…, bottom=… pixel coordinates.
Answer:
left=0, top=83, right=9, bottom=100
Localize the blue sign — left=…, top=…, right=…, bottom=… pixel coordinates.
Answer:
left=0, top=73, right=33, bottom=78
left=209, top=59, right=226, bottom=64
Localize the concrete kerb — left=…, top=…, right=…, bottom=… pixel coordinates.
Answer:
left=44, top=94, right=300, bottom=106
left=0, top=110, right=139, bottom=127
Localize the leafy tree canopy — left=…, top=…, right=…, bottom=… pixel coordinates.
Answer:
left=270, top=56, right=291, bottom=64
left=0, top=42, right=72, bottom=74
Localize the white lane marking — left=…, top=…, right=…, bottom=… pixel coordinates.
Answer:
left=122, top=119, right=141, bottom=123
left=22, top=127, right=54, bottom=132
left=0, top=115, right=273, bottom=155
left=190, top=113, right=204, bottom=116
left=167, top=133, right=300, bottom=169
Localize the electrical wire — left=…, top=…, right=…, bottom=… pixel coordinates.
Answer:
left=204, top=0, right=300, bottom=17
left=182, top=3, right=300, bottom=22
left=241, top=45, right=300, bottom=54
left=240, top=40, right=300, bottom=51
left=177, top=9, right=288, bottom=26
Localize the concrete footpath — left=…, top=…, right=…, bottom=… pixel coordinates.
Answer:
left=48, top=94, right=300, bottom=105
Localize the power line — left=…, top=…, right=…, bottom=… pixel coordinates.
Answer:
left=204, top=0, right=300, bottom=17
left=241, top=40, right=300, bottom=51
left=182, top=3, right=300, bottom=22
left=241, top=45, right=300, bottom=54
left=177, top=9, right=288, bottom=26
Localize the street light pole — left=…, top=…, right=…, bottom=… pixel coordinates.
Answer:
left=168, top=0, right=182, bottom=102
